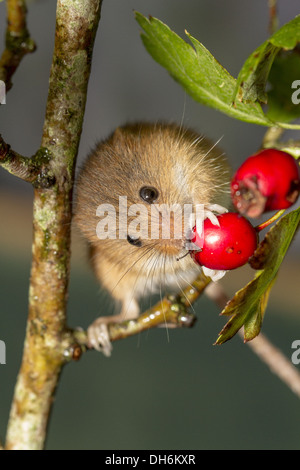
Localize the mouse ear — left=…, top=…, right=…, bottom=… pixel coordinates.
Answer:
left=112, top=124, right=139, bottom=143
left=112, top=127, right=125, bottom=141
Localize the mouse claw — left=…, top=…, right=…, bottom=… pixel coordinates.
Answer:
left=202, top=266, right=227, bottom=281
left=205, top=203, right=228, bottom=215
left=87, top=320, right=113, bottom=357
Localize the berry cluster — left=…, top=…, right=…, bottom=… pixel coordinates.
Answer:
left=190, top=149, right=300, bottom=273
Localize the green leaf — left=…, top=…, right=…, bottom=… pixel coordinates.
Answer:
left=216, top=207, right=300, bottom=345
left=270, top=15, right=300, bottom=49
left=135, top=12, right=273, bottom=127
left=243, top=275, right=276, bottom=342
left=233, top=42, right=280, bottom=104
left=267, top=49, right=300, bottom=123
left=233, top=15, right=300, bottom=107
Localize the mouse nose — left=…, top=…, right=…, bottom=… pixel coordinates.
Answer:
left=147, top=204, right=191, bottom=255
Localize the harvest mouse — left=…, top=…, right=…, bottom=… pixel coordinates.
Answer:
left=74, top=122, right=231, bottom=356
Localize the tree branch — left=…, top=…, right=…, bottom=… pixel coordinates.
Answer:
left=0, top=0, right=36, bottom=90
left=206, top=283, right=300, bottom=400
left=242, top=328, right=300, bottom=397
left=75, top=267, right=300, bottom=401
left=5, top=0, right=103, bottom=451
left=74, top=273, right=211, bottom=347
left=0, top=134, right=56, bottom=185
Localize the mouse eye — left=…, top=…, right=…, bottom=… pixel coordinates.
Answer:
left=139, top=186, right=159, bottom=204
left=127, top=235, right=142, bottom=247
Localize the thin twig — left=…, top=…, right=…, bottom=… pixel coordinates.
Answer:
left=74, top=273, right=211, bottom=347
left=240, top=328, right=300, bottom=397
left=206, top=283, right=300, bottom=399
left=0, top=134, right=55, bottom=185
left=268, top=0, right=279, bottom=35
left=75, top=272, right=300, bottom=401
left=263, top=137, right=300, bottom=159
left=262, top=126, right=284, bottom=149
left=0, top=0, right=36, bottom=90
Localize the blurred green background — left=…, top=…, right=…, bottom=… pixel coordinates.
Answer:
left=0, top=0, right=300, bottom=450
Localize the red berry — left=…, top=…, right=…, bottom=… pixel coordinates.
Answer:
left=190, top=212, right=258, bottom=271
left=231, top=149, right=300, bottom=218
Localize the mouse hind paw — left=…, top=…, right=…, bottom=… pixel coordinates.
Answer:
left=87, top=319, right=113, bottom=357
left=87, top=297, right=140, bottom=356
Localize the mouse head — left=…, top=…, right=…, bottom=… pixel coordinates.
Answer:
left=75, top=122, right=230, bottom=260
